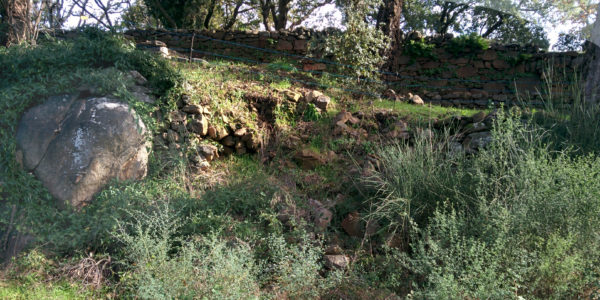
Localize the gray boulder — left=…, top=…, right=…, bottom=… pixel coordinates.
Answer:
left=16, top=95, right=149, bottom=207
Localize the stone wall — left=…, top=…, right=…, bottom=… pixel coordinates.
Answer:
left=124, top=28, right=586, bottom=107
left=382, top=35, right=586, bottom=107
left=125, top=28, right=316, bottom=61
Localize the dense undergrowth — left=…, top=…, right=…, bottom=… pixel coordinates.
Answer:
left=1, top=30, right=599, bottom=299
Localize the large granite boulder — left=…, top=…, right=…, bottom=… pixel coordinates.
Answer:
left=16, top=95, right=149, bottom=207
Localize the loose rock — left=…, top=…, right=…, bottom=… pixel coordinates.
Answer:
left=324, top=255, right=350, bottom=270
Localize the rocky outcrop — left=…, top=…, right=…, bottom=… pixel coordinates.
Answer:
left=16, top=95, right=149, bottom=207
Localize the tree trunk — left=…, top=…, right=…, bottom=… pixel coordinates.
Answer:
left=376, top=0, right=402, bottom=58
left=203, top=0, right=217, bottom=29
left=377, top=0, right=402, bottom=39
left=223, top=0, right=244, bottom=30
left=585, top=5, right=600, bottom=105
left=273, top=0, right=290, bottom=30
left=258, top=0, right=272, bottom=30
left=0, top=0, right=32, bottom=46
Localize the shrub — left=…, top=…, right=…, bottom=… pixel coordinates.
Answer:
left=368, top=109, right=600, bottom=298
left=365, top=130, right=471, bottom=233
left=260, top=234, right=338, bottom=298
left=317, top=1, right=389, bottom=79
left=403, top=38, right=436, bottom=60
left=113, top=203, right=261, bottom=299
left=445, top=33, right=490, bottom=56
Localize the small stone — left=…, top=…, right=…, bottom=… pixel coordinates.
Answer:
left=235, top=144, right=247, bottom=155
left=129, top=70, right=148, bottom=86
left=159, top=47, right=169, bottom=58
left=463, top=131, right=493, bottom=153
left=130, top=85, right=155, bottom=104
left=196, top=157, right=210, bottom=170
left=166, top=129, right=180, bottom=143
left=198, top=144, right=219, bottom=162
left=294, top=148, right=325, bottom=170
left=234, top=127, right=247, bottom=137
left=188, top=115, right=209, bottom=136
left=216, top=126, right=229, bottom=140
left=410, top=94, right=425, bottom=105
left=493, top=59, right=510, bottom=70
left=222, top=136, right=235, bottom=147
left=222, top=146, right=235, bottom=155
left=285, top=90, right=302, bottom=102
left=382, top=89, right=397, bottom=101
left=169, top=110, right=187, bottom=123
left=309, top=199, right=332, bottom=231
left=305, top=90, right=324, bottom=103
left=471, top=111, right=487, bottom=123
left=183, top=104, right=204, bottom=115
left=313, top=95, right=331, bottom=111
left=325, top=244, right=343, bottom=255
left=302, top=63, right=327, bottom=72
left=208, top=126, right=217, bottom=139
left=181, top=94, right=192, bottom=105
left=324, top=255, right=350, bottom=270
left=481, top=50, right=497, bottom=61
left=341, top=212, right=362, bottom=237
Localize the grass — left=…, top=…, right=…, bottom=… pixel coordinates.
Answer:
left=0, top=282, right=96, bottom=300
left=3, top=29, right=600, bottom=299
left=374, top=99, right=480, bottom=119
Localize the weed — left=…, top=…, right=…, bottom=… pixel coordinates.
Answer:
left=403, top=38, right=436, bottom=60
left=446, top=33, right=490, bottom=56
left=303, top=103, right=322, bottom=122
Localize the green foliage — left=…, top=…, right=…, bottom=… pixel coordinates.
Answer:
left=120, top=0, right=160, bottom=29
left=260, top=234, right=337, bottom=298
left=113, top=203, right=261, bottom=299
left=367, top=109, right=600, bottom=298
left=318, top=0, right=389, bottom=79
left=266, top=59, right=298, bottom=73
left=303, top=103, right=322, bottom=122
left=503, top=53, right=533, bottom=66
left=445, top=33, right=490, bottom=56
left=1, top=250, right=101, bottom=299
left=0, top=29, right=182, bottom=256
left=403, top=38, right=436, bottom=60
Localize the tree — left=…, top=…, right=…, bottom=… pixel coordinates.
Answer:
left=468, top=6, right=549, bottom=48
left=396, top=0, right=553, bottom=47
left=256, top=0, right=333, bottom=31
left=375, top=0, right=402, bottom=45
left=72, top=0, right=131, bottom=28
left=0, top=0, right=42, bottom=46
left=585, top=4, right=600, bottom=104
left=554, top=0, right=598, bottom=42
left=325, top=0, right=389, bottom=78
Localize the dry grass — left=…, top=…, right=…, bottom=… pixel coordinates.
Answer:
left=59, top=253, right=112, bottom=290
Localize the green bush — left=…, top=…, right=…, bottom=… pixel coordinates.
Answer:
left=260, top=234, right=338, bottom=298
left=403, top=38, right=436, bottom=60
left=113, top=203, right=261, bottom=299
left=368, top=110, right=600, bottom=298
left=445, top=33, right=490, bottom=56
left=317, top=1, right=389, bottom=79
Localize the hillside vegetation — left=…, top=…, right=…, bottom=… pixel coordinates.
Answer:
left=1, top=30, right=600, bottom=299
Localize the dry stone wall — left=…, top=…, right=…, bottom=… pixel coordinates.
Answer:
left=124, top=28, right=586, bottom=107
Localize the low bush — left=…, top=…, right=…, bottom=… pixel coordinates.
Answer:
left=113, top=203, right=261, bottom=299
left=445, top=33, right=490, bottom=56
left=367, top=109, right=600, bottom=298
left=403, top=38, right=437, bottom=60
